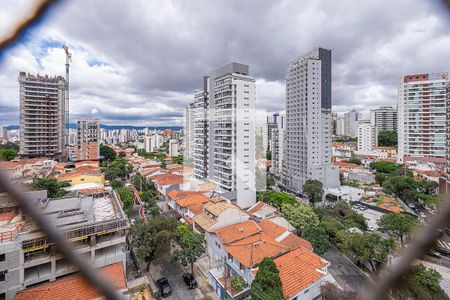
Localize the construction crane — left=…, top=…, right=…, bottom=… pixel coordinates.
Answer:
left=63, top=45, right=72, bottom=160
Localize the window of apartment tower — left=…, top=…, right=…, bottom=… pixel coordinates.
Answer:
left=0, top=271, right=6, bottom=282
left=0, top=254, right=5, bottom=262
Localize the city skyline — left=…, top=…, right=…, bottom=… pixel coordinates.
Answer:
left=1, top=1, right=450, bottom=126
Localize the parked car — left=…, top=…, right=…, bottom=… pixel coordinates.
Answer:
left=427, top=249, right=442, bottom=258
left=157, top=277, right=172, bottom=298
left=183, top=273, right=198, bottom=289
left=419, top=212, right=427, bottom=218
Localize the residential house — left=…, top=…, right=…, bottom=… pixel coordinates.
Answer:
left=193, top=202, right=250, bottom=236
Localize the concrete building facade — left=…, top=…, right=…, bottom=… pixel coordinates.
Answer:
left=370, top=105, right=397, bottom=132
left=19, top=72, right=66, bottom=158
left=344, top=108, right=360, bottom=138
left=440, top=82, right=450, bottom=194
left=76, top=119, right=99, bottom=161
left=282, top=48, right=339, bottom=191
left=191, top=63, right=256, bottom=208
left=398, top=72, right=449, bottom=166
left=0, top=191, right=129, bottom=300
left=357, top=120, right=377, bottom=152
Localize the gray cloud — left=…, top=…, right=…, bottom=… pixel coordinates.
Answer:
left=0, top=0, right=449, bottom=126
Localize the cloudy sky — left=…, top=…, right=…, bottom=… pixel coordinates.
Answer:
left=0, top=0, right=449, bottom=126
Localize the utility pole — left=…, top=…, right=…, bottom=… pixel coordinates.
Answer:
left=63, top=45, right=72, bottom=161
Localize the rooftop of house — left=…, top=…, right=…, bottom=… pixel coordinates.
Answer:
left=225, top=232, right=288, bottom=269
left=333, top=162, right=363, bottom=169
left=272, top=247, right=329, bottom=299
left=213, top=220, right=261, bottom=244
left=15, top=262, right=127, bottom=300
left=150, top=173, right=184, bottom=186
left=247, top=201, right=278, bottom=217
left=167, top=189, right=201, bottom=201
left=259, top=219, right=313, bottom=251
left=176, top=193, right=210, bottom=208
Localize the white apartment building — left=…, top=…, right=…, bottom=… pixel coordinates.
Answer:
left=191, top=63, right=256, bottom=208
left=398, top=72, right=449, bottom=166
left=370, top=105, right=397, bottom=132
left=19, top=72, right=66, bottom=158
left=336, top=117, right=346, bottom=136
left=357, top=120, right=377, bottom=151
left=184, top=103, right=195, bottom=159
left=144, top=134, right=163, bottom=153
left=271, top=113, right=285, bottom=175
left=168, top=139, right=179, bottom=157
left=344, top=108, right=360, bottom=138
left=282, top=48, right=339, bottom=191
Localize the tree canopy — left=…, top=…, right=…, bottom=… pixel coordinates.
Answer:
left=131, top=217, right=178, bottom=271
left=303, top=224, right=329, bottom=255
left=370, top=161, right=400, bottom=174
left=257, top=191, right=298, bottom=208
left=378, top=130, right=398, bottom=147
left=105, top=158, right=133, bottom=181
left=116, top=187, right=133, bottom=215
left=33, top=178, right=70, bottom=198
left=172, top=155, right=184, bottom=164
left=336, top=230, right=394, bottom=272
left=251, top=257, right=283, bottom=300
left=0, top=149, right=18, bottom=161
left=282, top=203, right=319, bottom=234
left=173, top=229, right=205, bottom=274
left=303, top=179, right=324, bottom=203
left=377, top=213, right=417, bottom=246
left=100, top=145, right=116, bottom=161
left=394, top=264, right=448, bottom=300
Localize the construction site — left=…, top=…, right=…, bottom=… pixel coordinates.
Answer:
left=0, top=190, right=130, bottom=300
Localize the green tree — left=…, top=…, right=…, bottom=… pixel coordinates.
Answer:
left=394, top=264, right=448, bottom=300
left=377, top=213, right=417, bottom=246
left=230, top=275, right=245, bottom=293
left=266, top=150, right=272, bottom=160
left=303, top=225, right=329, bottom=255
left=110, top=179, right=124, bottom=189
left=345, top=158, right=362, bottom=165
left=282, top=203, right=319, bottom=234
left=378, top=130, right=397, bottom=147
left=336, top=231, right=394, bottom=272
left=33, top=178, right=70, bottom=198
left=303, top=179, right=323, bottom=203
left=382, top=175, right=417, bottom=201
left=100, top=145, right=116, bottom=161
left=106, top=158, right=132, bottom=181
left=417, top=193, right=441, bottom=207
left=131, top=217, right=178, bottom=271
left=251, top=257, right=283, bottom=300
left=173, top=230, right=205, bottom=274
left=0, top=142, right=19, bottom=151
left=370, top=161, right=399, bottom=174
left=116, top=187, right=133, bottom=215
left=0, top=149, right=18, bottom=161
left=257, top=191, right=298, bottom=208
left=418, top=179, right=439, bottom=194
left=320, top=216, right=346, bottom=238
left=172, top=155, right=184, bottom=164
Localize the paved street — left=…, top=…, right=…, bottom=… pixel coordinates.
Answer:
left=148, top=258, right=217, bottom=300
left=322, top=244, right=371, bottom=291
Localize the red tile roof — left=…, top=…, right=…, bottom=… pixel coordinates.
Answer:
left=272, top=247, right=328, bottom=299
left=176, top=194, right=210, bottom=208
left=167, top=190, right=200, bottom=200
left=225, top=232, right=288, bottom=269
left=213, top=220, right=261, bottom=244
left=150, top=173, right=184, bottom=186
left=259, top=219, right=286, bottom=239
left=279, top=233, right=313, bottom=252
left=15, top=262, right=127, bottom=300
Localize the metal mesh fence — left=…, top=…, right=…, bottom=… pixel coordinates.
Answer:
left=0, top=1, right=450, bottom=299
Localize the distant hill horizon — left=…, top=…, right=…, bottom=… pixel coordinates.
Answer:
left=4, top=124, right=183, bottom=131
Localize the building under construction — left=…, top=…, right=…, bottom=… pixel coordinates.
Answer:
left=0, top=190, right=129, bottom=300
left=19, top=72, right=66, bottom=159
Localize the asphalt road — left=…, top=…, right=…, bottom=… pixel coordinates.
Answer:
left=322, top=244, right=371, bottom=292
left=149, top=258, right=204, bottom=300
